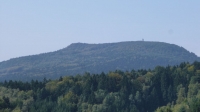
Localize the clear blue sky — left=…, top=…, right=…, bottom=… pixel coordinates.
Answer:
left=0, top=1, right=200, bottom=62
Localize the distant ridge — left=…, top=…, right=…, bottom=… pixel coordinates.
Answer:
left=0, top=41, right=199, bottom=81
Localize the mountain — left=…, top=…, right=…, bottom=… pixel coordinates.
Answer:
left=0, top=41, right=199, bottom=81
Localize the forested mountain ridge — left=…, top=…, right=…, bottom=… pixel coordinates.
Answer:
left=0, top=61, right=200, bottom=112
left=0, top=41, right=199, bottom=81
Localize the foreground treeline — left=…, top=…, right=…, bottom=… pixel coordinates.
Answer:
left=0, top=61, right=200, bottom=112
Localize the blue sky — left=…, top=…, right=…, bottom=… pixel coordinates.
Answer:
left=0, top=1, right=200, bottom=62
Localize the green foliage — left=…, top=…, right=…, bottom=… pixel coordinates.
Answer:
left=0, top=62, right=199, bottom=111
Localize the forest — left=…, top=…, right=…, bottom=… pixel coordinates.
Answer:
left=0, top=61, right=200, bottom=112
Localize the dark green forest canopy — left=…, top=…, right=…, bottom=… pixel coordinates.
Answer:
left=0, top=61, right=200, bottom=112
left=0, top=41, right=199, bottom=81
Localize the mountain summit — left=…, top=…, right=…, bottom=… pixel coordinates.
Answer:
left=0, top=41, right=199, bottom=81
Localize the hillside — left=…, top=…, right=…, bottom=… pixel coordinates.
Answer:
left=0, top=41, right=199, bottom=81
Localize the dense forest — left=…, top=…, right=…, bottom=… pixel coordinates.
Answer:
left=1, top=41, right=199, bottom=81
left=0, top=61, right=200, bottom=112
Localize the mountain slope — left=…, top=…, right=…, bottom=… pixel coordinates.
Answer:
left=0, top=41, right=199, bottom=81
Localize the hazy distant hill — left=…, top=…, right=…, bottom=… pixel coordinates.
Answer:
left=0, top=41, right=199, bottom=81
